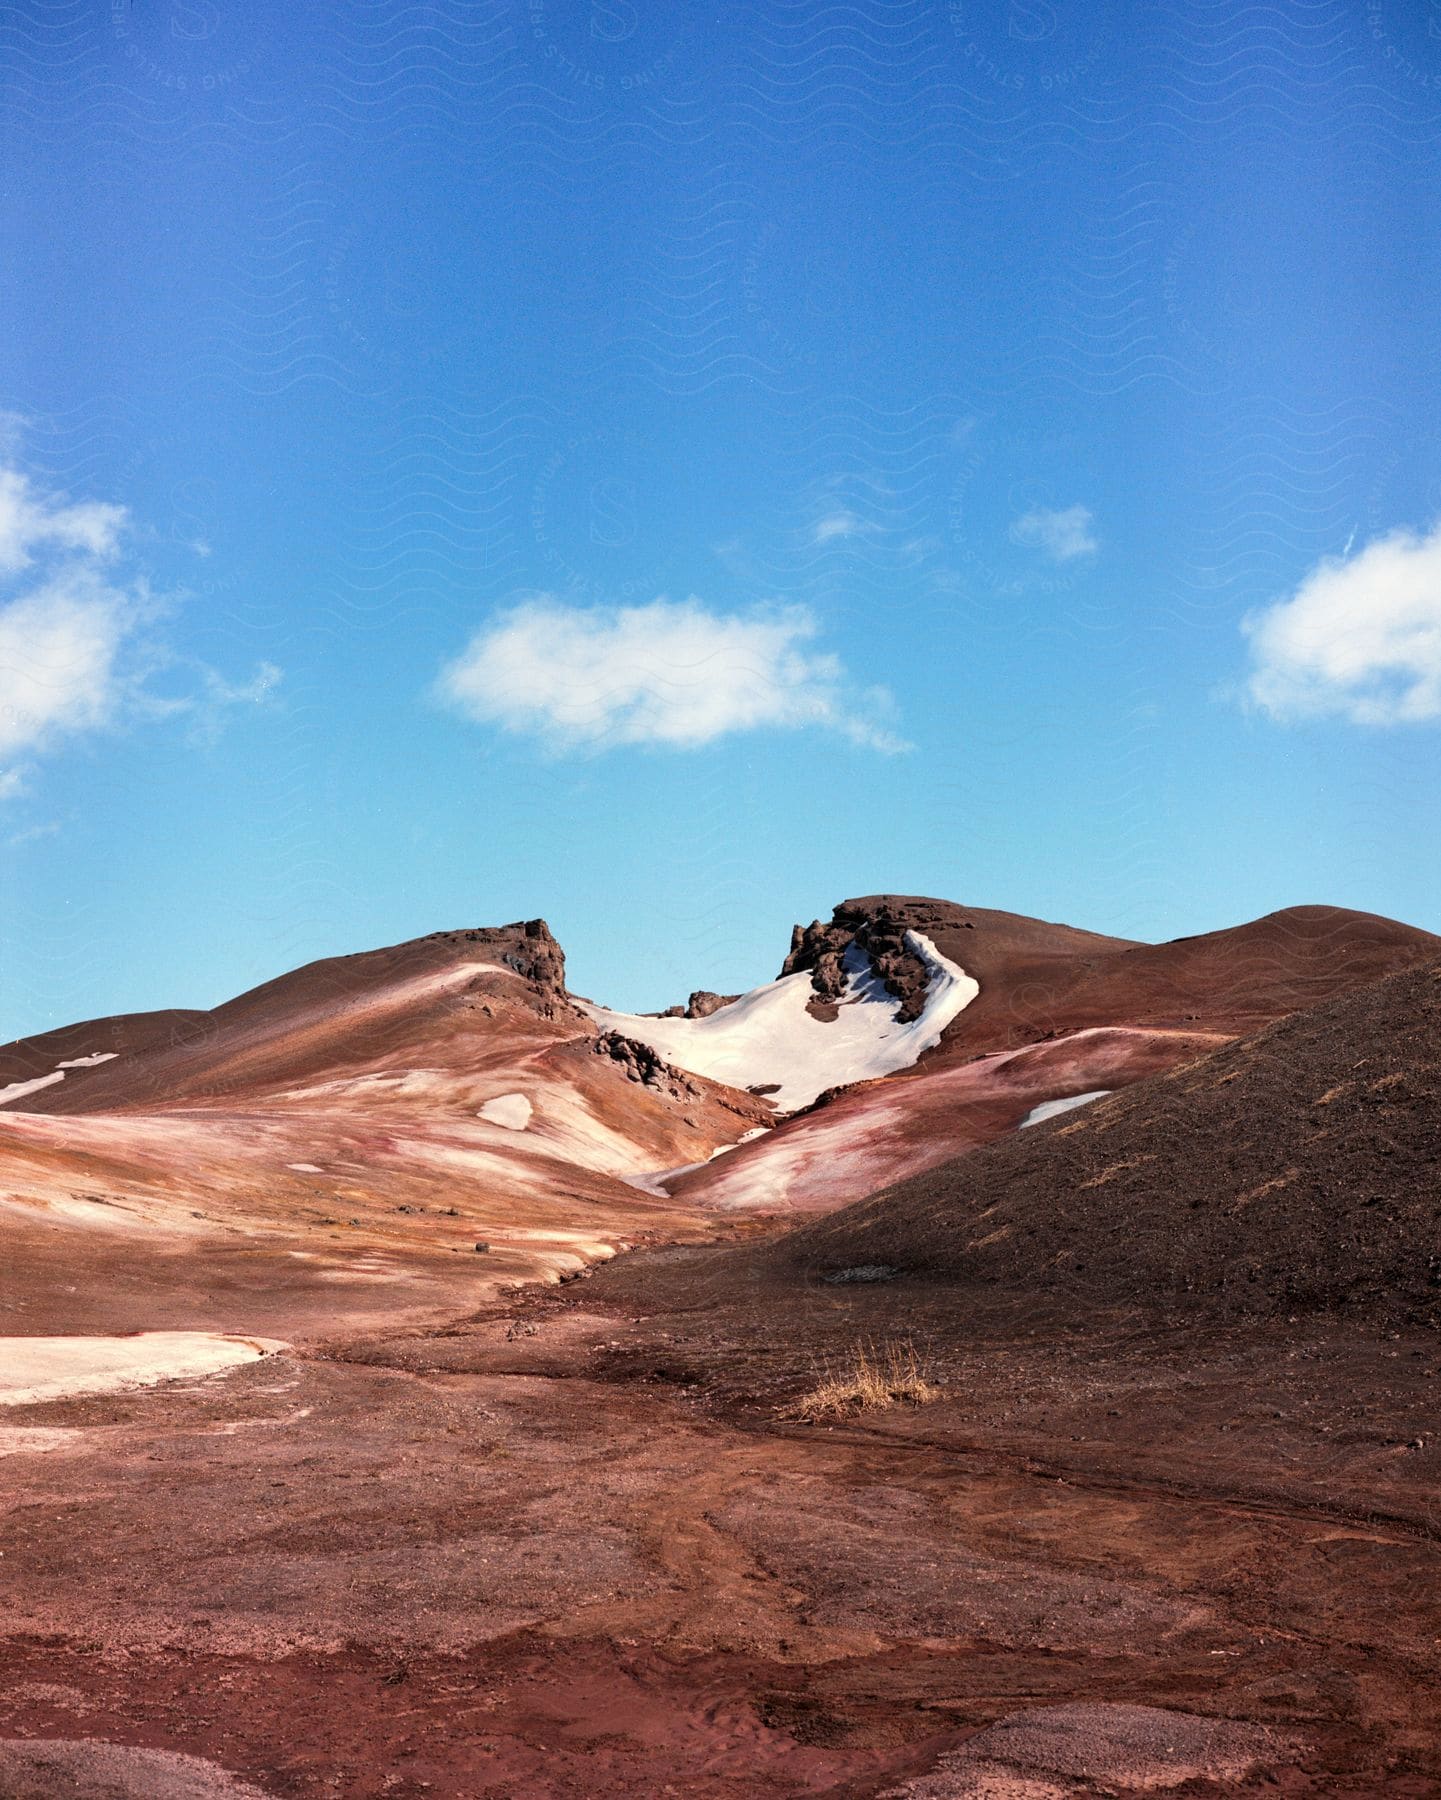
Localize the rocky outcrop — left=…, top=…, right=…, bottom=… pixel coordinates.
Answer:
left=782, top=900, right=947, bottom=1022
left=688, top=990, right=737, bottom=1019
left=427, top=918, right=567, bottom=995
left=501, top=918, right=568, bottom=992
left=591, top=1030, right=701, bottom=1101
left=658, top=990, right=740, bottom=1020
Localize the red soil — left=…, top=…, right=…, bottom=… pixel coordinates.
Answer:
left=1, top=901, right=1438, bottom=1795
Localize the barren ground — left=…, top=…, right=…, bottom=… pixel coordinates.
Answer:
left=3, top=1242, right=1439, bottom=1797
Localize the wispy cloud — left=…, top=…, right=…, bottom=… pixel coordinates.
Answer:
left=7, top=819, right=59, bottom=848
left=0, top=466, right=126, bottom=577
left=1242, top=521, right=1441, bottom=725
left=0, top=551, right=136, bottom=767
left=1011, top=503, right=1098, bottom=562
left=805, top=470, right=892, bottom=549
left=436, top=594, right=909, bottom=754
left=812, top=510, right=864, bottom=545
left=137, top=657, right=285, bottom=748
left=0, top=459, right=279, bottom=795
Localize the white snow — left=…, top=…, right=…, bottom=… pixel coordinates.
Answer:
left=582, top=931, right=978, bottom=1114
left=1020, top=1090, right=1111, bottom=1129
left=478, top=1093, right=533, bottom=1131
left=0, top=1052, right=120, bottom=1108
left=286, top=1162, right=325, bottom=1174
left=0, top=1070, right=65, bottom=1107
left=0, top=1333, right=283, bottom=1406
left=621, top=1132, right=763, bottom=1198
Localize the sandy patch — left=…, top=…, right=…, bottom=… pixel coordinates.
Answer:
left=883, top=1703, right=1292, bottom=1796
left=0, top=1425, right=87, bottom=1454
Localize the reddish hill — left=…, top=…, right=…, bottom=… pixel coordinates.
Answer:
left=675, top=897, right=1441, bottom=1214
left=787, top=894, right=1441, bottom=1055
left=784, top=954, right=1441, bottom=1325
left=0, top=921, right=572, bottom=1116
left=0, top=921, right=768, bottom=1340
left=2, top=896, right=1436, bottom=1334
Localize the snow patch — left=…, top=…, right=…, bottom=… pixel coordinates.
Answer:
left=478, top=1093, right=533, bottom=1131
left=0, top=1053, right=121, bottom=1107
left=286, top=1162, right=325, bottom=1174
left=0, top=1071, right=65, bottom=1107
left=1020, top=1090, right=1111, bottom=1129
left=0, top=1333, right=283, bottom=1405
left=582, top=931, right=977, bottom=1113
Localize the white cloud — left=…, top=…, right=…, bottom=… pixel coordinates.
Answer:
left=1011, top=503, right=1098, bottom=562
left=173, top=659, right=284, bottom=746
left=0, top=459, right=277, bottom=795
left=1243, top=521, right=1441, bottom=725
left=436, top=595, right=908, bottom=753
left=0, top=466, right=126, bottom=577
left=0, top=569, right=129, bottom=758
left=812, top=510, right=863, bottom=545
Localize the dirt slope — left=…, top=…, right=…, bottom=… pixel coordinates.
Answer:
left=0, top=921, right=575, bottom=1115
left=679, top=897, right=1441, bottom=1213
left=784, top=955, right=1441, bottom=1325
left=0, top=921, right=768, bottom=1339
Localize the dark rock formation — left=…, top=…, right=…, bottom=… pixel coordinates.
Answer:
left=658, top=990, right=739, bottom=1020
left=685, top=990, right=736, bottom=1019
left=445, top=918, right=567, bottom=993
left=782, top=901, right=940, bottom=1021
left=591, top=1030, right=699, bottom=1100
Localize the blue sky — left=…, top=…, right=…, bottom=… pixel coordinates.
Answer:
left=2, top=0, right=1440, bottom=1039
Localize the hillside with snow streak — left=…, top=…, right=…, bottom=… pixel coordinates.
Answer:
left=582, top=931, right=977, bottom=1114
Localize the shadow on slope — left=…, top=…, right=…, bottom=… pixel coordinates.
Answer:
left=784, top=956, right=1441, bottom=1327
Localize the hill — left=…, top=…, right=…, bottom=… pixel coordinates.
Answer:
left=671, top=896, right=1441, bottom=1212
left=785, top=954, right=1441, bottom=1325
left=2, top=896, right=1437, bottom=1336
left=0, top=920, right=768, bottom=1339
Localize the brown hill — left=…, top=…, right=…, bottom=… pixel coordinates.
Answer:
left=784, top=955, right=1441, bottom=1325
left=786, top=894, right=1441, bottom=1056
left=3, top=897, right=1437, bottom=1335
left=677, top=897, right=1441, bottom=1214
left=0, top=921, right=767, bottom=1340
left=0, top=921, right=572, bottom=1115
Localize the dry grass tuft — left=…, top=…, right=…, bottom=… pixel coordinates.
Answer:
left=780, top=1339, right=939, bottom=1423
